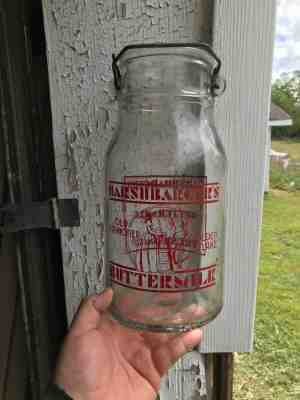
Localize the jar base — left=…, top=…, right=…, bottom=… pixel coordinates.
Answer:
left=110, top=306, right=222, bottom=333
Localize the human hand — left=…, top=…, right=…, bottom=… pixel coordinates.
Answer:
left=54, top=289, right=202, bottom=400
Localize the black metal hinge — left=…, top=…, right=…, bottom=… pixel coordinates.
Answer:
left=0, top=198, right=80, bottom=235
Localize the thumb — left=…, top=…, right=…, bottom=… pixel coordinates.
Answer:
left=152, top=328, right=203, bottom=376
left=69, top=288, right=113, bottom=336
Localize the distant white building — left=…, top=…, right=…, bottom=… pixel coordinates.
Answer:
left=264, top=103, right=293, bottom=192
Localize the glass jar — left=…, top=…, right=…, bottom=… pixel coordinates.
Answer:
left=106, top=43, right=226, bottom=332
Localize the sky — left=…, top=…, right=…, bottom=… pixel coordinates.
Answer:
left=273, top=0, right=300, bottom=78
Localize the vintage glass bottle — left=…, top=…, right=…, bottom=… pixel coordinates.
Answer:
left=106, top=43, right=226, bottom=332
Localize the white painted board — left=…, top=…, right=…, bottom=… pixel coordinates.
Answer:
left=199, top=0, right=276, bottom=352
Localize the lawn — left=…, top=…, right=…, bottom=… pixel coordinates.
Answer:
left=234, top=139, right=300, bottom=400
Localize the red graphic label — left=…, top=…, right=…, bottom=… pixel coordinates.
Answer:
left=109, top=177, right=220, bottom=204
left=108, top=176, right=220, bottom=293
left=111, top=262, right=216, bottom=293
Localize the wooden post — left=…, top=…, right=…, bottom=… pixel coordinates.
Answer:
left=212, top=354, right=234, bottom=400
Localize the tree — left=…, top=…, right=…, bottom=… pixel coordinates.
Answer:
left=271, top=72, right=300, bottom=138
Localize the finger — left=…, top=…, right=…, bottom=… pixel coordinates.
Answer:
left=170, top=303, right=207, bottom=324
left=152, top=329, right=203, bottom=376
left=93, top=288, right=113, bottom=313
left=114, top=292, right=182, bottom=318
left=141, top=331, right=173, bottom=348
left=154, top=293, right=183, bottom=305
left=70, top=289, right=113, bottom=336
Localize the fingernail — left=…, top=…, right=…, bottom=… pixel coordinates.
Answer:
left=95, top=288, right=112, bottom=297
left=93, top=288, right=113, bottom=310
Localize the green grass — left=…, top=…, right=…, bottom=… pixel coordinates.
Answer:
left=270, top=162, right=300, bottom=191
left=272, top=139, right=300, bottom=161
left=234, top=190, right=300, bottom=399
left=234, top=138, right=300, bottom=399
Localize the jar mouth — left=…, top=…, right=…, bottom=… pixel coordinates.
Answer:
left=116, top=43, right=218, bottom=72
left=112, top=43, right=223, bottom=96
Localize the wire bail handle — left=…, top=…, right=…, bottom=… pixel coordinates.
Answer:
left=112, top=42, right=226, bottom=96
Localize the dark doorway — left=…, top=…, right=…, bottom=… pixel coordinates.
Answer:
left=0, top=0, right=67, bottom=398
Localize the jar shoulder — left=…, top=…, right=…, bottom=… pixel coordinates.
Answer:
left=106, top=108, right=226, bottom=177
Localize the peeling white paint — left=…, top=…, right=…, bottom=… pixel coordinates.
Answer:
left=161, top=352, right=207, bottom=399
left=42, top=0, right=276, bottom=397
left=41, top=2, right=211, bottom=398
left=41, top=0, right=212, bottom=320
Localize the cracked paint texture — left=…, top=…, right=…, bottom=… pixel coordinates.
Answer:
left=42, top=2, right=212, bottom=398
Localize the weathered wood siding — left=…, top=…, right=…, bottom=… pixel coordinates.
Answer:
left=42, top=4, right=212, bottom=397
left=42, top=0, right=276, bottom=358
left=41, top=0, right=213, bottom=321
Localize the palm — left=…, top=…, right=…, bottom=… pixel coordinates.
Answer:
left=89, top=316, right=166, bottom=400
left=54, top=290, right=202, bottom=400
